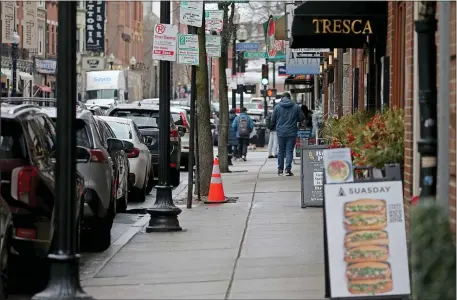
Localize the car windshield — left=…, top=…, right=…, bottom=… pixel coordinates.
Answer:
left=105, top=121, right=132, bottom=139
left=110, top=110, right=158, bottom=128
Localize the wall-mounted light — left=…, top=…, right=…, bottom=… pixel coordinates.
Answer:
left=319, top=64, right=323, bottom=74
left=333, top=48, right=338, bottom=59
left=324, top=60, right=328, bottom=71
left=329, top=54, right=333, bottom=66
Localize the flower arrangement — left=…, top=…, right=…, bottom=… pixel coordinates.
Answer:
left=324, top=108, right=404, bottom=168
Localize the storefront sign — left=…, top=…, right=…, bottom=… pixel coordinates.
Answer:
left=22, top=1, right=37, bottom=49
left=1, top=1, right=16, bottom=43
left=35, top=58, right=56, bottom=75
left=312, top=19, right=373, bottom=35
left=323, top=181, right=411, bottom=298
left=85, top=0, right=106, bottom=52
left=152, top=23, right=178, bottom=62
left=301, top=145, right=327, bottom=208
left=82, top=56, right=105, bottom=71
left=323, top=148, right=354, bottom=184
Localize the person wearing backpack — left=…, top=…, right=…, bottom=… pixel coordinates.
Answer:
left=271, top=92, right=305, bottom=176
left=266, top=110, right=278, bottom=158
left=232, top=107, right=254, bottom=161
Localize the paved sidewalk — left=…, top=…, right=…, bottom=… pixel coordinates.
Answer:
left=82, top=152, right=326, bottom=299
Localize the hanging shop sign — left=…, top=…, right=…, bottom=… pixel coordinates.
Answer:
left=22, top=1, right=38, bottom=50
left=205, top=35, right=221, bottom=57
left=179, top=1, right=204, bottom=27
left=1, top=1, right=16, bottom=43
left=152, top=23, right=178, bottom=62
left=177, top=34, right=199, bottom=65
left=35, top=58, right=57, bottom=75
left=205, top=10, right=224, bottom=33
left=81, top=56, right=105, bottom=71
left=285, top=41, right=321, bottom=75
left=323, top=181, right=411, bottom=298
left=85, top=0, right=106, bottom=52
left=266, top=15, right=276, bottom=58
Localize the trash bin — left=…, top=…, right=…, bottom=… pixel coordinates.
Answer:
left=256, top=126, right=266, bottom=147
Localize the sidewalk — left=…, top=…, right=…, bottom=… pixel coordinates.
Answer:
left=82, top=152, right=326, bottom=299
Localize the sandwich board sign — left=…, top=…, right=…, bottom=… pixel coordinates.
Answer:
left=177, top=34, right=199, bottom=65
left=152, top=23, right=178, bottom=62
left=205, top=10, right=223, bottom=33
left=179, top=1, right=204, bottom=27
left=323, top=148, right=354, bottom=184
left=205, top=35, right=221, bottom=57
left=323, top=181, right=411, bottom=298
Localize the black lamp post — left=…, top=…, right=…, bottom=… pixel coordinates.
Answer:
left=153, top=60, right=159, bottom=98
left=231, top=12, right=240, bottom=110
left=11, top=31, right=20, bottom=97
left=32, top=2, right=92, bottom=299
left=146, top=0, right=182, bottom=233
left=237, top=25, right=248, bottom=108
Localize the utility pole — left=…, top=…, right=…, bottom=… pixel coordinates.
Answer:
left=32, top=2, right=91, bottom=298
left=146, top=1, right=182, bottom=232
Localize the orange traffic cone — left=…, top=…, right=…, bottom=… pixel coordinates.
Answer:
left=205, top=157, right=228, bottom=204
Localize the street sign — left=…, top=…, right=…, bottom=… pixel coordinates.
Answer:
left=236, top=42, right=260, bottom=51
left=278, top=65, right=287, bottom=76
left=205, top=10, right=223, bottom=33
left=244, top=52, right=267, bottom=59
left=179, top=1, right=204, bottom=27
left=205, top=35, right=221, bottom=57
left=177, top=34, right=199, bottom=65
left=152, top=23, right=178, bottom=62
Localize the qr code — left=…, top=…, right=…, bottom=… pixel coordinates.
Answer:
left=388, top=204, right=403, bottom=223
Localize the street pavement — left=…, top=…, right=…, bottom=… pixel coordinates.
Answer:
left=80, top=151, right=326, bottom=299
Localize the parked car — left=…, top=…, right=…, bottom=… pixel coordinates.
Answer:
left=41, top=106, right=118, bottom=251
left=86, top=105, right=105, bottom=116
left=171, top=107, right=191, bottom=170
left=0, top=103, right=87, bottom=293
left=107, top=103, right=182, bottom=187
left=93, top=116, right=130, bottom=212
left=141, top=98, right=159, bottom=105
left=99, top=116, right=153, bottom=199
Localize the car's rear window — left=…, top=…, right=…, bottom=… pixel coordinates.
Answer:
left=110, top=109, right=158, bottom=128
left=105, top=121, right=132, bottom=140
left=50, top=118, right=91, bottom=148
left=0, top=119, right=27, bottom=159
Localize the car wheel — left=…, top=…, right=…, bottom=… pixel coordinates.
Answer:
left=0, top=228, right=11, bottom=298
left=85, top=198, right=114, bottom=252
left=146, top=171, right=155, bottom=195
left=116, top=192, right=128, bottom=213
left=169, top=167, right=180, bottom=187
left=130, top=172, right=147, bottom=203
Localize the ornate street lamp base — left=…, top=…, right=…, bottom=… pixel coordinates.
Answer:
left=146, top=185, right=182, bottom=232
left=32, top=254, right=93, bottom=300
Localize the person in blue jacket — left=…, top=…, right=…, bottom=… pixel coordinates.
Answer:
left=232, top=107, right=254, bottom=161
left=271, top=92, right=305, bottom=176
left=227, top=108, right=239, bottom=165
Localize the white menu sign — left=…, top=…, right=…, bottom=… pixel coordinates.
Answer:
left=179, top=1, right=203, bottom=27
left=323, top=148, right=354, bottom=184
left=177, top=34, right=199, bottom=66
left=324, top=181, right=410, bottom=298
left=205, top=35, right=221, bottom=57
left=152, top=23, right=178, bottom=62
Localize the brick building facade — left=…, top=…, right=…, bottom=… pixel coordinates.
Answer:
left=342, top=2, right=456, bottom=232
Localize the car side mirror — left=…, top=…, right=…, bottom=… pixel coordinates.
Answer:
left=76, top=146, right=91, bottom=163
left=107, top=138, right=124, bottom=153
left=178, top=126, right=186, bottom=136
left=123, top=140, right=135, bottom=151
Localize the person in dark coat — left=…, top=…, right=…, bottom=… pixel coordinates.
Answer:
left=228, top=108, right=239, bottom=164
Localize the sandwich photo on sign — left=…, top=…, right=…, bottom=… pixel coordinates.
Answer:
left=344, top=199, right=387, bottom=231
left=344, top=230, right=389, bottom=248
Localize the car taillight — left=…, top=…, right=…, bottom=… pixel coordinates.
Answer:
left=180, top=112, right=189, bottom=128
left=17, top=166, right=38, bottom=207
left=170, top=129, right=179, bottom=142
left=89, top=149, right=108, bottom=163
left=126, top=148, right=140, bottom=158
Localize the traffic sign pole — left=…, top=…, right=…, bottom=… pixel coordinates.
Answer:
left=263, top=84, right=268, bottom=118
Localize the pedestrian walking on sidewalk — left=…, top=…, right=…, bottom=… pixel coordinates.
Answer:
left=228, top=108, right=239, bottom=164
left=266, top=110, right=278, bottom=158
left=232, top=107, right=254, bottom=161
left=271, top=92, right=305, bottom=176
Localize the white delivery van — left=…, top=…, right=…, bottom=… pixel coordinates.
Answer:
left=85, top=70, right=128, bottom=106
